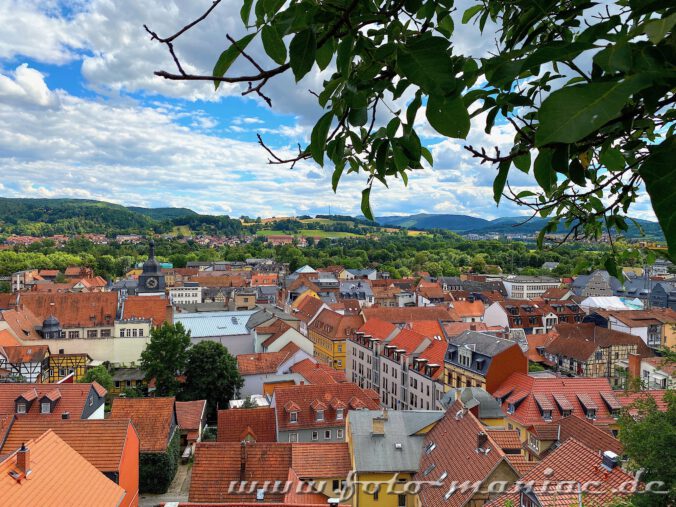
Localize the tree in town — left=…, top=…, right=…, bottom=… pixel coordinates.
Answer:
left=146, top=0, right=675, bottom=271
left=79, top=365, right=114, bottom=392
left=182, top=340, right=243, bottom=419
left=140, top=322, right=192, bottom=396
left=618, top=390, right=676, bottom=507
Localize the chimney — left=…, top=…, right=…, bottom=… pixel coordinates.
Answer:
left=602, top=450, right=619, bottom=471
left=16, top=443, right=30, bottom=475
left=477, top=432, right=488, bottom=450
left=628, top=353, right=641, bottom=381
left=328, top=498, right=340, bottom=507
left=61, top=412, right=70, bottom=420
left=372, top=416, right=385, bottom=436
left=240, top=441, right=247, bottom=481
left=166, top=304, right=174, bottom=325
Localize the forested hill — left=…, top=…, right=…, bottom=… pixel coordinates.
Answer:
left=377, top=213, right=664, bottom=239
left=0, top=198, right=241, bottom=237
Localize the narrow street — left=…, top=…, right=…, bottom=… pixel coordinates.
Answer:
left=139, top=463, right=192, bottom=507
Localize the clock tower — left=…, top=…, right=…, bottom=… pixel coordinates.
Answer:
left=138, top=239, right=166, bottom=296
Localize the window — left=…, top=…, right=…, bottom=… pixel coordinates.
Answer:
left=373, top=488, right=379, bottom=501
left=87, top=330, right=98, bottom=338
left=100, top=329, right=111, bottom=337
left=312, top=431, right=318, bottom=441
left=398, top=495, right=406, bottom=507
left=59, top=368, right=67, bottom=377
left=542, top=410, right=552, bottom=421
left=595, top=351, right=603, bottom=360
left=336, top=408, right=344, bottom=420
left=337, top=428, right=344, bottom=439
left=16, top=403, right=26, bottom=414
left=289, top=433, right=298, bottom=442
left=68, top=330, right=80, bottom=339
left=324, top=430, right=331, bottom=440
left=586, top=408, right=597, bottom=420
left=114, top=381, right=121, bottom=388
left=290, top=411, right=298, bottom=423
left=132, top=329, right=138, bottom=337
left=126, top=380, right=131, bottom=387
left=139, top=329, right=144, bottom=337
left=316, top=410, right=325, bottom=421
left=41, top=402, right=51, bottom=414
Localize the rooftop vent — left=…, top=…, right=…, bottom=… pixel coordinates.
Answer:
left=602, top=450, right=619, bottom=471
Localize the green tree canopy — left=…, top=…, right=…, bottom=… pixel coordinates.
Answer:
left=140, top=322, right=192, bottom=396
left=181, top=340, right=243, bottom=419
left=146, top=0, right=676, bottom=270
left=618, top=390, right=676, bottom=506
left=79, top=365, right=113, bottom=392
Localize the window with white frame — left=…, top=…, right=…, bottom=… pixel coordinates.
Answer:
left=41, top=401, right=51, bottom=414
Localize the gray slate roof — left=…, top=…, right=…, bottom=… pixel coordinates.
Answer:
left=440, top=387, right=505, bottom=419
left=449, top=331, right=517, bottom=357
left=174, top=310, right=257, bottom=337
left=349, top=410, right=444, bottom=473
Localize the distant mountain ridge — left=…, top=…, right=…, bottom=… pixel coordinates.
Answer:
left=376, top=213, right=664, bottom=238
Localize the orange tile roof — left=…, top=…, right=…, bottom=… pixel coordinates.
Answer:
left=526, top=332, right=557, bottom=363
left=289, top=359, right=347, bottom=384
left=0, top=429, right=125, bottom=507
left=485, top=439, right=636, bottom=507
left=1, top=419, right=135, bottom=473
left=505, top=454, right=537, bottom=475
left=450, top=300, right=485, bottom=318
left=251, top=273, right=279, bottom=286
left=309, top=309, right=364, bottom=341
left=416, top=400, right=515, bottom=507
left=274, top=383, right=379, bottom=431
left=494, top=372, right=618, bottom=427
left=192, top=275, right=246, bottom=288
left=615, top=389, right=670, bottom=413
left=176, top=400, right=206, bottom=432
left=1, top=307, right=44, bottom=341
left=123, top=295, right=171, bottom=326
left=363, top=306, right=458, bottom=323
left=556, top=414, right=622, bottom=455
left=293, top=295, right=325, bottom=323
left=189, top=442, right=292, bottom=503
left=389, top=328, right=429, bottom=354
left=486, top=429, right=523, bottom=450
left=19, top=292, right=118, bottom=328
left=111, top=397, right=176, bottom=452
left=290, top=442, right=351, bottom=478
left=356, top=318, right=397, bottom=340
left=409, top=319, right=444, bottom=338
left=237, top=350, right=293, bottom=375
left=217, top=407, right=277, bottom=442
left=2, top=345, right=49, bottom=364
left=0, top=330, right=20, bottom=347
left=0, top=383, right=105, bottom=419
left=442, top=321, right=494, bottom=337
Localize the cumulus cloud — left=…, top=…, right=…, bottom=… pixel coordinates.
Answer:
left=0, top=64, right=61, bottom=108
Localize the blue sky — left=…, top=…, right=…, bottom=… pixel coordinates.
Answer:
left=0, top=1, right=657, bottom=220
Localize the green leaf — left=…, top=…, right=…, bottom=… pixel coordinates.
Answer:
left=261, top=25, right=286, bottom=65
left=263, top=0, right=285, bottom=17
left=315, top=39, right=334, bottom=70
left=361, top=187, right=374, bottom=221
left=397, top=37, right=455, bottom=95
left=212, top=33, right=256, bottom=90
left=406, top=92, right=422, bottom=127
left=493, top=161, right=510, bottom=204
left=599, top=147, right=625, bottom=171
left=513, top=152, right=531, bottom=173
left=593, top=42, right=632, bottom=73
left=640, top=139, right=676, bottom=259
left=336, top=36, right=354, bottom=76
left=386, top=118, right=401, bottom=139
left=437, top=14, right=454, bottom=37
left=289, top=29, right=316, bottom=82
left=515, top=190, right=536, bottom=199
left=535, top=75, right=653, bottom=146
left=241, top=0, right=254, bottom=25
left=462, top=5, right=483, bottom=24
left=332, top=164, right=344, bottom=192
left=534, top=149, right=557, bottom=194
left=310, top=112, right=334, bottom=166
left=421, top=146, right=433, bottom=165
left=568, top=159, right=586, bottom=186
left=643, top=12, right=676, bottom=43
left=393, top=144, right=408, bottom=172
left=426, top=95, right=470, bottom=139
left=348, top=107, right=368, bottom=127
left=604, top=256, right=621, bottom=281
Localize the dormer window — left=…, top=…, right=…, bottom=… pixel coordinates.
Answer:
left=41, top=402, right=51, bottom=414
left=336, top=409, right=344, bottom=420
left=316, top=410, right=325, bottom=422
left=562, top=409, right=572, bottom=417
left=586, top=408, right=597, bottom=420
left=507, top=403, right=516, bottom=414
left=16, top=403, right=26, bottom=414
left=290, top=411, right=298, bottom=423
left=542, top=410, right=552, bottom=421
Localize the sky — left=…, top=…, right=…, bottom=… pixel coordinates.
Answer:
left=0, top=0, right=658, bottom=220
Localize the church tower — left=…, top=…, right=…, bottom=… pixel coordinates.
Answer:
left=137, top=239, right=166, bottom=296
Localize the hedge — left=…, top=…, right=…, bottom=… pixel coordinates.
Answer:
left=139, top=430, right=181, bottom=493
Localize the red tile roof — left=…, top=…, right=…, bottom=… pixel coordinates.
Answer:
left=289, top=359, right=347, bottom=384
left=251, top=273, right=279, bottom=286
left=486, top=429, right=522, bottom=450
left=356, top=318, right=397, bottom=340
left=217, top=407, right=277, bottom=442
left=442, top=321, right=495, bottom=337
left=0, top=383, right=105, bottom=419
left=111, top=397, right=176, bottom=452
left=409, top=319, right=444, bottom=338
left=505, top=454, right=537, bottom=475
left=0, top=330, right=20, bottom=347
left=123, top=295, right=171, bottom=326
left=450, top=300, right=485, bottom=318
left=237, top=350, right=293, bottom=375
left=486, top=438, right=635, bottom=507
left=19, top=292, right=117, bottom=328
left=293, top=296, right=325, bottom=323
left=0, top=429, right=125, bottom=507
left=363, top=306, right=458, bottom=323
left=495, top=372, right=618, bottom=427
left=526, top=332, right=556, bottom=363
left=274, top=383, right=379, bottom=431
left=189, top=442, right=292, bottom=503
left=176, top=400, right=206, bottom=432
left=389, top=328, right=429, bottom=354
left=0, top=307, right=43, bottom=341
left=416, top=400, right=516, bottom=507
left=192, top=275, right=247, bottom=288
left=615, top=389, right=670, bottom=413
left=309, top=309, right=364, bottom=341
left=1, top=418, right=136, bottom=472
left=556, top=414, right=623, bottom=455
left=1, top=345, right=49, bottom=364
left=291, top=442, right=351, bottom=477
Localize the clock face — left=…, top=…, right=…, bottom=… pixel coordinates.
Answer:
left=146, top=277, right=159, bottom=289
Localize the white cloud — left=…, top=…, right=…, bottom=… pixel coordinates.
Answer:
left=0, top=64, right=61, bottom=108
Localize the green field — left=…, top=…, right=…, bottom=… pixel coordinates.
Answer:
left=170, top=225, right=192, bottom=236
left=256, top=229, right=360, bottom=238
